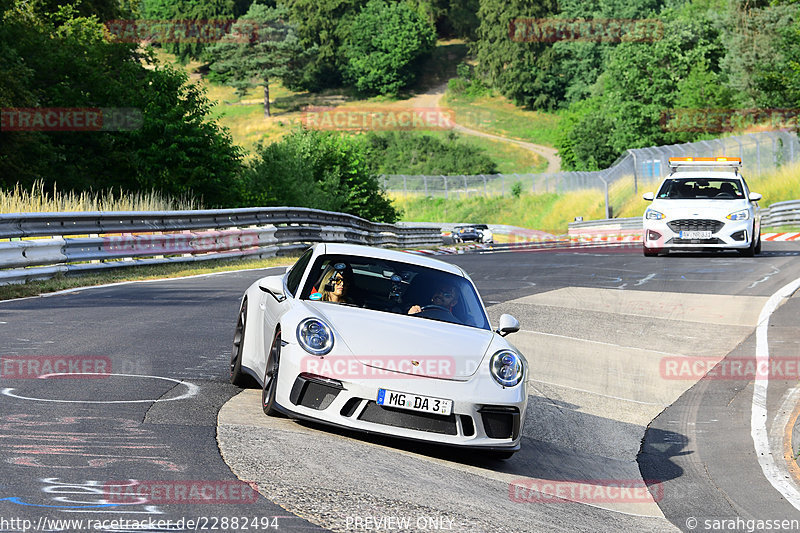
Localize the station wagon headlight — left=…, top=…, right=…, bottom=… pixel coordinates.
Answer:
left=297, top=318, right=334, bottom=356
left=490, top=350, right=524, bottom=387
left=645, top=209, right=665, bottom=220
left=726, top=209, right=750, bottom=221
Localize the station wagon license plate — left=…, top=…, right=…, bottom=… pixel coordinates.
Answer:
left=377, top=388, right=452, bottom=416
left=679, top=231, right=712, bottom=239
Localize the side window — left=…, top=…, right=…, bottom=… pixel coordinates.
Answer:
left=285, top=249, right=314, bottom=296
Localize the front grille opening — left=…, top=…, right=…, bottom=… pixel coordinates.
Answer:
left=340, top=398, right=362, bottom=417
left=480, top=406, right=520, bottom=439
left=668, top=219, right=724, bottom=234
left=290, top=375, right=342, bottom=411
left=460, top=415, right=475, bottom=437
left=358, top=401, right=457, bottom=435
left=670, top=237, right=723, bottom=245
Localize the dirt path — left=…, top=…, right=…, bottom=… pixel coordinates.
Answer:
left=406, top=83, right=562, bottom=173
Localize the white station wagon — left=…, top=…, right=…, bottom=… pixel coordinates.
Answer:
left=642, top=157, right=762, bottom=256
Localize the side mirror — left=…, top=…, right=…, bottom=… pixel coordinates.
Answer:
left=642, top=192, right=655, bottom=201
left=259, top=277, right=286, bottom=302
left=749, top=192, right=762, bottom=202
left=496, top=314, right=520, bottom=336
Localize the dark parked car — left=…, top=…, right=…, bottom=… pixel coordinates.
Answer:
left=452, top=226, right=482, bottom=243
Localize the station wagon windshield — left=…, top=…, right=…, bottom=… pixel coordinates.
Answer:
left=657, top=178, right=745, bottom=200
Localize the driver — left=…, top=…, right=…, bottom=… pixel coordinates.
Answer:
left=408, top=283, right=459, bottom=316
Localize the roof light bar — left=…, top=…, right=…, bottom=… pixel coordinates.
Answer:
left=668, top=157, right=742, bottom=168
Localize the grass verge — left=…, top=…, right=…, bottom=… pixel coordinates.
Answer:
left=442, top=92, right=563, bottom=147
left=0, top=256, right=296, bottom=301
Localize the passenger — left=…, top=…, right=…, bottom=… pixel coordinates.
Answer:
left=320, top=265, right=354, bottom=304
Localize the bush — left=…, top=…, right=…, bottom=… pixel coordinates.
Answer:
left=362, top=131, right=498, bottom=175
left=241, top=128, right=399, bottom=223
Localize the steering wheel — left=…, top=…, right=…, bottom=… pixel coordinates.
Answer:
left=417, top=304, right=456, bottom=322
left=715, top=192, right=734, bottom=198
left=421, top=304, right=451, bottom=313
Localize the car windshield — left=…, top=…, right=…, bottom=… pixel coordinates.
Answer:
left=300, top=254, right=490, bottom=330
left=657, top=177, right=745, bottom=200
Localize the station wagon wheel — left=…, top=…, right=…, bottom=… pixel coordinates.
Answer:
left=262, top=329, right=281, bottom=416
left=229, top=300, right=249, bottom=387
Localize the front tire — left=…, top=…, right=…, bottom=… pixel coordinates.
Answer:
left=262, top=329, right=282, bottom=416
left=230, top=300, right=249, bottom=387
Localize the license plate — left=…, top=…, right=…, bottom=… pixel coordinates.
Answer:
left=377, top=388, right=452, bottom=416
left=680, top=231, right=712, bottom=239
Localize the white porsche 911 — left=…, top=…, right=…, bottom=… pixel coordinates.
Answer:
left=229, top=243, right=527, bottom=458
left=642, top=157, right=762, bottom=257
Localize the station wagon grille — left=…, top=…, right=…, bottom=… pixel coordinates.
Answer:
left=668, top=219, right=724, bottom=234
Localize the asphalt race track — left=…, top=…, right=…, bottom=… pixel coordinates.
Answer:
left=1, top=242, right=799, bottom=532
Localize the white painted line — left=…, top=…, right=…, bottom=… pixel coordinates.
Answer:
left=751, top=277, right=800, bottom=510
left=1, top=373, right=199, bottom=404
left=635, top=273, right=657, bottom=286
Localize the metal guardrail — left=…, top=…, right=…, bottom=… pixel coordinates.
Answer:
left=0, top=207, right=443, bottom=285
left=761, top=200, right=800, bottom=227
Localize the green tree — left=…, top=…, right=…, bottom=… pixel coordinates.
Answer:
left=140, top=0, right=239, bottom=63
left=342, top=0, right=437, bottom=96
left=0, top=0, right=243, bottom=206
left=472, top=0, right=560, bottom=109
left=556, top=4, right=729, bottom=170
left=283, top=0, right=366, bottom=91
left=242, top=128, right=399, bottom=222
left=207, top=3, right=312, bottom=117
left=721, top=3, right=799, bottom=108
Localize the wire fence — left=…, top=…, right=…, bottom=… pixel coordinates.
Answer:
left=380, top=130, right=800, bottom=198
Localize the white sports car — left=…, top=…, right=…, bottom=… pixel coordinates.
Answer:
left=229, top=243, right=527, bottom=458
left=642, top=157, right=762, bottom=256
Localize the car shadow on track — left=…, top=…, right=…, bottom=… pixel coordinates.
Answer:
left=282, top=392, right=690, bottom=489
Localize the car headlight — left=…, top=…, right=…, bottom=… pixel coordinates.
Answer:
left=490, top=350, right=524, bottom=387
left=645, top=209, right=665, bottom=220
left=297, top=318, right=334, bottom=356
left=726, top=209, right=750, bottom=221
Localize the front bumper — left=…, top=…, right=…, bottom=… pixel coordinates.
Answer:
left=643, top=217, right=755, bottom=250
left=272, top=345, right=528, bottom=450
